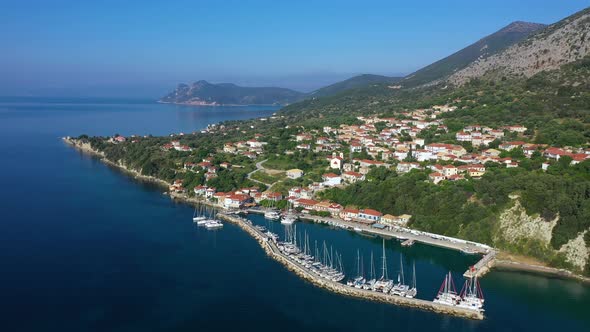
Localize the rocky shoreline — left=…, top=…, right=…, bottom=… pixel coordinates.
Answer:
left=63, top=137, right=589, bottom=284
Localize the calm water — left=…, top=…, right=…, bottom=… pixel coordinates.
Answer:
left=0, top=99, right=588, bottom=332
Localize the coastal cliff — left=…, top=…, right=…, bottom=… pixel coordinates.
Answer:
left=495, top=197, right=589, bottom=275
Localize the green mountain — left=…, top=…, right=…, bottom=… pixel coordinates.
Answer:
left=159, top=80, right=306, bottom=106
left=401, top=21, right=546, bottom=87
left=309, top=74, right=402, bottom=98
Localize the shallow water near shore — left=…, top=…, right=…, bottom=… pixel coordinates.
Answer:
left=0, top=98, right=588, bottom=332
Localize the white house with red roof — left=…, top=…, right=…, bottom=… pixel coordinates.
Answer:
left=544, top=147, right=571, bottom=160
left=357, top=209, right=382, bottom=223
left=429, top=172, right=445, bottom=184
left=322, top=173, right=342, bottom=187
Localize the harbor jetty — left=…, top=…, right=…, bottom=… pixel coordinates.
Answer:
left=217, top=212, right=484, bottom=320
left=248, top=208, right=496, bottom=281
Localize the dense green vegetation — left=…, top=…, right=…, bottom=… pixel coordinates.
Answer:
left=318, top=162, right=590, bottom=273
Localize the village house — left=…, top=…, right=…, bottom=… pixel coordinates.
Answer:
left=223, top=143, right=237, bottom=154
left=396, top=162, right=421, bottom=174
left=505, top=125, right=527, bottom=133
left=193, top=185, right=208, bottom=196
left=286, top=168, right=304, bottom=179
left=205, top=187, right=216, bottom=198
left=442, top=165, right=458, bottom=177
left=342, top=171, right=365, bottom=183
left=339, top=208, right=359, bottom=221
left=322, top=173, right=342, bottom=187
left=429, top=172, right=445, bottom=184
left=357, top=209, right=382, bottom=224
left=294, top=198, right=319, bottom=210
left=544, top=147, right=571, bottom=160
left=263, top=192, right=283, bottom=202
left=296, top=143, right=311, bottom=150
left=499, top=141, right=526, bottom=151
left=223, top=193, right=251, bottom=209
left=169, top=179, right=184, bottom=193
left=295, top=133, right=313, bottom=142
left=350, top=142, right=363, bottom=153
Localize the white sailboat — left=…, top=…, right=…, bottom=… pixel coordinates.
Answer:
left=193, top=204, right=207, bottom=222
left=362, top=251, right=377, bottom=290
left=373, top=239, right=393, bottom=293
left=280, top=201, right=297, bottom=224
left=390, top=254, right=416, bottom=298
left=347, top=249, right=366, bottom=288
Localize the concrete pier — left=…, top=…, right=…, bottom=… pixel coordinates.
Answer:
left=217, top=213, right=484, bottom=320
left=464, top=250, right=496, bottom=278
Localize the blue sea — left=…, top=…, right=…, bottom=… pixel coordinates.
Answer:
left=0, top=98, right=588, bottom=332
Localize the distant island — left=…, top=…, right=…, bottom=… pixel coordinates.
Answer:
left=159, top=80, right=306, bottom=106
left=159, top=74, right=404, bottom=106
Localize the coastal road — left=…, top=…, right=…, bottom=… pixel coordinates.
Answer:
left=296, top=214, right=492, bottom=255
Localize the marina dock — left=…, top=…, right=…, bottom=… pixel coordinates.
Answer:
left=248, top=208, right=497, bottom=283
left=217, top=212, right=485, bottom=320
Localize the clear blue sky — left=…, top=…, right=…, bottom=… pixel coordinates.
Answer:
left=1, top=0, right=588, bottom=97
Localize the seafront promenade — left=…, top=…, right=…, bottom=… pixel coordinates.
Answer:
left=217, top=212, right=485, bottom=320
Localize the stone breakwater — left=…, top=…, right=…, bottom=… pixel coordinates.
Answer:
left=217, top=213, right=485, bottom=320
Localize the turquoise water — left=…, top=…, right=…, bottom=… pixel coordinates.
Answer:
left=0, top=99, right=588, bottom=331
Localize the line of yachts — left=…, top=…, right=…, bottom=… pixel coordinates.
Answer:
left=195, top=206, right=485, bottom=314
left=258, top=221, right=484, bottom=314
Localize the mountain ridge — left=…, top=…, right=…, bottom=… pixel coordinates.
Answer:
left=448, top=7, right=590, bottom=85
left=400, top=20, right=546, bottom=87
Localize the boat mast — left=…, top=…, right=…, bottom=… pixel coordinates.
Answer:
left=381, top=239, right=388, bottom=280
left=412, top=261, right=417, bottom=290
left=360, top=254, right=364, bottom=277
left=356, top=249, right=361, bottom=277
left=399, top=254, right=405, bottom=285
left=370, top=251, right=375, bottom=280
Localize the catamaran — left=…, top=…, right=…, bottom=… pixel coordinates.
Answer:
left=458, top=275, right=485, bottom=312
left=434, top=272, right=461, bottom=306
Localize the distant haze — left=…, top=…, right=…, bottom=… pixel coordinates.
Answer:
left=0, top=1, right=587, bottom=98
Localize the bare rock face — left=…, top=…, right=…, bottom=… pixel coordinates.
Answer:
left=559, top=230, right=589, bottom=270
left=449, top=8, right=590, bottom=85
left=495, top=200, right=557, bottom=246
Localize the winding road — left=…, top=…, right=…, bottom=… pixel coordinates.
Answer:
left=246, top=159, right=283, bottom=188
